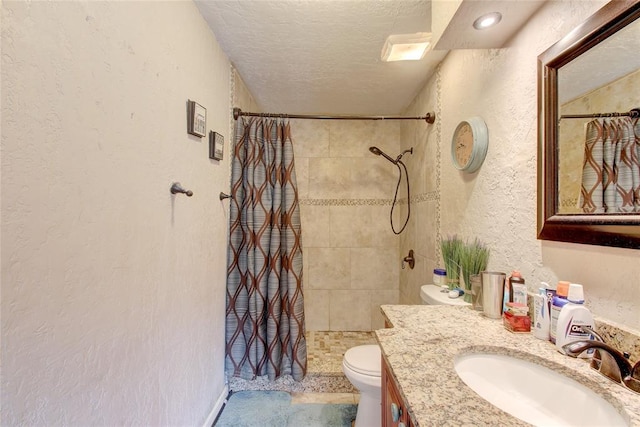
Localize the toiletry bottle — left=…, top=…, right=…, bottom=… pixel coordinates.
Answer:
left=511, top=272, right=527, bottom=305
left=556, top=283, right=594, bottom=357
left=503, top=271, right=524, bottom=312
left=544, top=283, right=557, bottom=314
left=532, top=286, right=550, bottom=340
left=550, top=280, right=570, bottom=344
left=433, top=268, right=447, bottom=288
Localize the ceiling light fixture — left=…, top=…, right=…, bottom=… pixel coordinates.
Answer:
left=381, top=32, right=432, bottom=62
left=473, top=12, right=502, bottom=30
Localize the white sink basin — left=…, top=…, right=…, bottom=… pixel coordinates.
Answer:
left=454, top=352, right=628, bottom=426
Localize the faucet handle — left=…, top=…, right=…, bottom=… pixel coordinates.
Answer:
left=591, top=348, right=623, bottom=383
left=562, top=340, right=632, bottom=380
left=563, top=339, right=640, bottom=395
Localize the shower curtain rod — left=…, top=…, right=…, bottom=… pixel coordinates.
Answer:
left=233, top=107, right=436, bottom=124
left=559, top=107, right=640, bottom=120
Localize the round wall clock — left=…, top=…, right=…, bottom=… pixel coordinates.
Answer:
left=451, top=117, right=488, bottom=173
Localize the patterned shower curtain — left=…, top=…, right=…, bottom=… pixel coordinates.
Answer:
left=225, top=116, right=307, bottom=381
left=580, top=116, right=640, bottom=213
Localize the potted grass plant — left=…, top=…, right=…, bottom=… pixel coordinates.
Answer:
left=459, top=238, right=490, bottom=303
left=440, top=236, right=464, bottom=290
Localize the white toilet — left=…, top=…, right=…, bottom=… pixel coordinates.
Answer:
left=342, top=284, right=469, bottom=426
left=342, top=344, right=382, bottom=427
left=420, top=284, right=471, bottom=306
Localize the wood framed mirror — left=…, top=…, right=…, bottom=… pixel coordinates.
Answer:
left=537, top=0, right=640, bottom=249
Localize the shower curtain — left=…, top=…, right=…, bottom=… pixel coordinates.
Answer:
left=225, top=116, right=307, bottom=381
left=580, top=116, right=640, bottom=213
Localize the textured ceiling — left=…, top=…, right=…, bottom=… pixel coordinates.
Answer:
left=195, top=0, right=446, bottom=116
left=559, top=17, right=640, bottom=104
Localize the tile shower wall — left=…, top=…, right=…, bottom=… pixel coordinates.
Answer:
left=292, top=120, right=401, bottom=331
left=398, top=74, right=441, bottom=305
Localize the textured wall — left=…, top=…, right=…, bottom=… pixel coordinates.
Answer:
left=1, top=2, right=230, bottom=424
left=399, top=0, right=640, bottom=330
left=293, top=120, right=401, bottom=331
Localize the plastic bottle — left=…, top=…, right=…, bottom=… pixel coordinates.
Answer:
left=532, top=286, right=550, bottom=340
left=433, top=268, right=447, bottom=288
left=549, top=281, right=570, bottom=344
left=503, top=271, right=525, bottom=312
left=555, top=284, right=594, bottom=357
left=511, top=273, right=527, bottom=305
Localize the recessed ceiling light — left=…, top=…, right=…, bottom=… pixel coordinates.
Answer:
left=473, top=12, right=502, bottom=30
left=381, top=33, right=432, bottom=62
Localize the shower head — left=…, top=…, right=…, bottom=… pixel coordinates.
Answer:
left=369, top=146, right=397, bottom=164
left=369, top=146, right=383, bottom=156
left=369, top=146, right=414, bottom=164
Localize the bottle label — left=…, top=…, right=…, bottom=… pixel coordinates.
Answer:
left=564, top=321, right=591, bottom=339
left=550, top=305, right=561, bottom=342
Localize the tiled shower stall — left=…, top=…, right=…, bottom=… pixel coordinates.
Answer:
left=294, top=119, right=401, bottom=331
left=233, top=69, right=442, bottom=333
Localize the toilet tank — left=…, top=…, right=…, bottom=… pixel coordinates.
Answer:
left=420, top=284, right=471, bottom=306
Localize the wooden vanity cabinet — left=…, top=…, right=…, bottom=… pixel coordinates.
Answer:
left=382, top=357, right=413, bottom=427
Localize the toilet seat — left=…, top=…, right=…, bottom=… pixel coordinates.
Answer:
left=343, top=344, right=381, bottom=377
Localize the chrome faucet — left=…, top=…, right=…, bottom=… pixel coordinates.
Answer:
left=562, top=339, right=640, bottom=394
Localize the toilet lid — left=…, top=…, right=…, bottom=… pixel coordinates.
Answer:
left=343, top=345, right=381, bottom=376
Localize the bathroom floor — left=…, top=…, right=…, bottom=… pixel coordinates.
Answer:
left=228, top=331, right=377, bottom=402
left=306, top=331, right=377, bottom=373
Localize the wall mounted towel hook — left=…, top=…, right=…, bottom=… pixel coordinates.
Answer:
left=170, top=182, right=193, bottom=197
left=219, top=192, right=233, bottom=200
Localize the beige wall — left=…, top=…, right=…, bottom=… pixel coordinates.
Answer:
left=1, top=2, right=231, bottom=425
left=400, top=0, right=640, bottom=331
left=293, top=120, right=401, bottom=330
left=398, top=74, right=441, bottom=305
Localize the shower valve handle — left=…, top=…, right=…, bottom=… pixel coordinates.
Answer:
left=402, top=250, right=415, bottom=270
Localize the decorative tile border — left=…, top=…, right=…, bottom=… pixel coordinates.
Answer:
left=299, top=198, right=392, bottom=206
left=560, top=197, right=579, bottom=207
left=413, top=191, right=439, bottom=203
left=298, top=192, right=439, bottom=207
left=435, top=64, right=443, bottom=264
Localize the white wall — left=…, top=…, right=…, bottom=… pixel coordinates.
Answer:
left=435, top=0, right=640, bottom=330
left=1, top=1, right=231, bottom=424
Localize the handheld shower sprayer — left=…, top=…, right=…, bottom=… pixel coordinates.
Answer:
left=368, top=146, right=414, bottom=234
left=369, top=146, right=397, bottom=164
left=369, top=146, right=413, bottom=164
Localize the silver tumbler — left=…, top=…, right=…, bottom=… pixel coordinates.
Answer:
left=481, top=271, right=506, bottom=319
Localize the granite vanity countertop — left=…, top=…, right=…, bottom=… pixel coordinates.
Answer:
left=376, top=305, right=640, bottom=426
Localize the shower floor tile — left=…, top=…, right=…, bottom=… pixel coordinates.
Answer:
left=228, top=331, right=377, bottom=394
left=306, top=331, right=377, bottom=373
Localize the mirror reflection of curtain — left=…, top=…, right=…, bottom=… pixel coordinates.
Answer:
left=580, top=117, right=640, bottom=213
left=225, top=116, right=307, bottom=381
